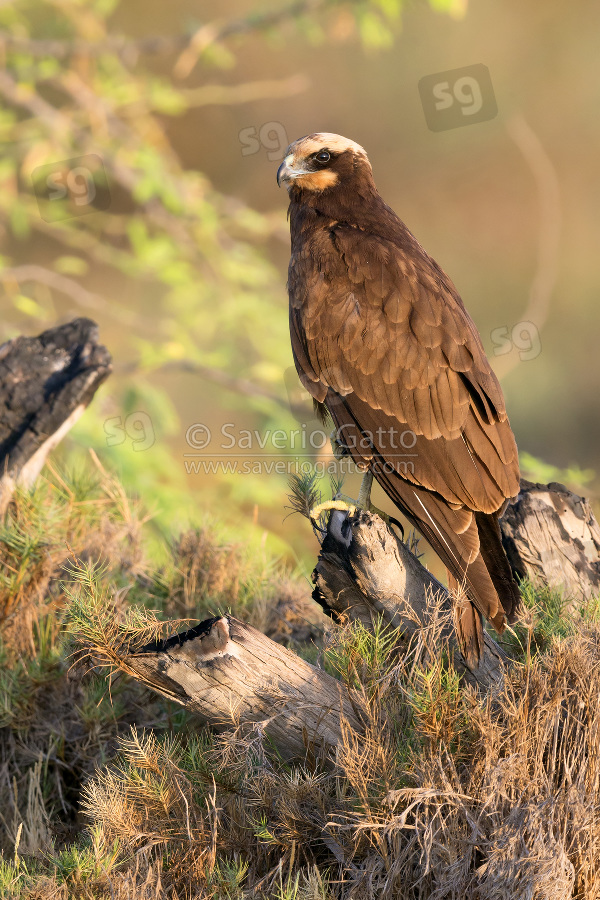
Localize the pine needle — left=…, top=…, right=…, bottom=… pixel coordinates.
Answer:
left=285, top=472, right=322, bottom=522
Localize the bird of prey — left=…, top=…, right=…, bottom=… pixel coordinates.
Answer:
left=277, top=133, right=521, bottom=668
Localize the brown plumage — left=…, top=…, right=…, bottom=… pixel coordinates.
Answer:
left=278, top=132, right=521, bottom=669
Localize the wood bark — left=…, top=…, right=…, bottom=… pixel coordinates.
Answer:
left=126, top=615, right=365, bottom=763
left=500, top=479, right=600, bottom=601
left=0, top=317, right=111, bottom=514
left=312, top=509, right=509, bottom=693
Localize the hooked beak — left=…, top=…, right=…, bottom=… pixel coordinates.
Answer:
left=276, top=160, right=287, bottom=187
left=277, top=154, right=305, bottom=187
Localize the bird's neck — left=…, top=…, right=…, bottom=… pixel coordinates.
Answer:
left=287, top=181, right=399, bottom=242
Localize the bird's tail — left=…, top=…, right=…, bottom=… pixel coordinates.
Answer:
left=323, top=393, right=521, bottom=668
left=447, top=572, right=484, bottom=670
left=474, top=510, right=521, bottom=624
left=446, top=513, right=520, bottom=669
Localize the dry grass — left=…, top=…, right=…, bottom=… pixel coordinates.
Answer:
left=148, top=525, right=326, bottom=646
left=3, top=465, right=600, bottom=898
left=0, top=457, right=144, bottom=654
left=0, top=461, right=157, bottom=862
left=58, top=588, right=600, bottom=899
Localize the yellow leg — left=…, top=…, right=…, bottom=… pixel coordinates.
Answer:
left=357, top=469, right=374, bottom=509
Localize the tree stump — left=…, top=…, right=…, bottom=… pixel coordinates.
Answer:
left=312, top=509, right=509, bottom=693
left=500, top=480, right=600, bottom=601
left=0, top=318, right=111, bottom=513
left=71, top=484, right=600, bottom=763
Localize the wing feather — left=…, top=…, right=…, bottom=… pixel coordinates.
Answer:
left=289, top=220, right=519, bottom=509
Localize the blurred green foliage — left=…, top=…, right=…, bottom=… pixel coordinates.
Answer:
left=0, top=0, right=462, bottom=563
left=519, top=451, right=595, bottom=493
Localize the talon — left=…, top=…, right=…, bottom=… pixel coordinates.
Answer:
left=310, top=471, right=394, bottom=531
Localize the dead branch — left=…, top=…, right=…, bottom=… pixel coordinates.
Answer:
left=125, top=615, right=365, bottom=763
left=0, top=318, right=111, bottom=514
left=500, top=479, right=600, bottom=602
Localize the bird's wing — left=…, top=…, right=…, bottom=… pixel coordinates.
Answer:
left=289, top=224, right=520, bottom=514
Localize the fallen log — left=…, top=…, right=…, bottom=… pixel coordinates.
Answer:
left=0, top=317, right=111, bottom=514
left=125, top=615, right=365, bottom=763
left=500, top=479, right=600, bottom=601
left=312, top=509, right=509, bottom=693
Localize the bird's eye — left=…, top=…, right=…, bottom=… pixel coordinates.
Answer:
left=315, top=150, right=330, bottom=164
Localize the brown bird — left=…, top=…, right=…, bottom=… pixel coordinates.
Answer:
left=277, top=133, right=521, bottom=668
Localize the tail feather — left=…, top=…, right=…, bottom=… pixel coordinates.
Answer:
left=324, top=396, right=521, bottom=668
left=448, top=572, right=484, bottom=670
left=475, top=511, right=521, bottom=623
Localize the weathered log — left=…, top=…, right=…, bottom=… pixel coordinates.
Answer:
left=0, top=318, right=111, bottom=513
left=126, top=615, right=365, bottom=763
left=312, top=509, right=509, bottom=693
left=500, top=480, right=600, bottom=602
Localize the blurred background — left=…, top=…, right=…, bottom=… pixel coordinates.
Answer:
left=1, top=0, right=598, bottom=581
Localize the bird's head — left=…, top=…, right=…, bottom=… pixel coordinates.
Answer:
left=276, top=133, right=373, bottom=196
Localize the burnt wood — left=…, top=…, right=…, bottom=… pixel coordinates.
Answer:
left=0, top=318, right=111, bottom=513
